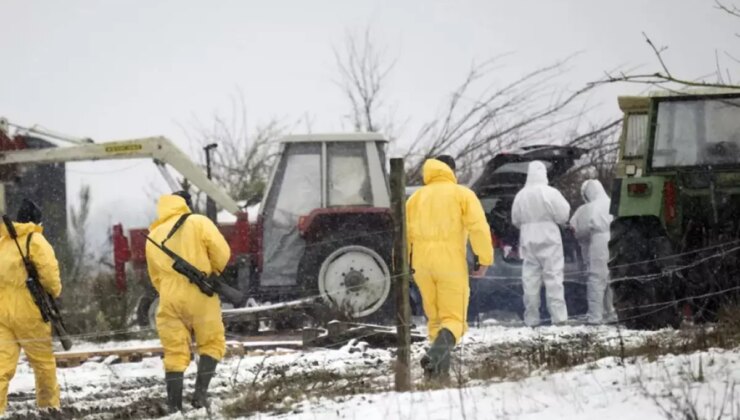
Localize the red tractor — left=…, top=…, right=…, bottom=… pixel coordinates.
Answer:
left=114, top=133, right=395, bottom=329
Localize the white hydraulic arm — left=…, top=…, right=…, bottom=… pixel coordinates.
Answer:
left=0, top=136, right=241, bottom=215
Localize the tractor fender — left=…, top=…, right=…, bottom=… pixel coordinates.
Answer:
left=614, top=176, right=668, bottom=220
left=298, top=207, right=393, bottom=243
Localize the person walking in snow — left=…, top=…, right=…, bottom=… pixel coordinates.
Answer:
left=145, top=191, right=231, bottom=413
left=406, top=155, right=493, bottom=380
left=570, top=179, right=617, bottom=324
left=0, top=199, right=62, bottom=415
left=511, top=161, right=571, bottom=327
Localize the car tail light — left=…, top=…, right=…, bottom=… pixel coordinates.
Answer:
left=627, top=182, right=650, bottom=196
left=664, top=180, right=677, bottom=224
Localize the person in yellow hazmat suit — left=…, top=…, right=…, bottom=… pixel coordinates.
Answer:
left=406, top=156, right=493, bottom=380
left=0, top=199, right=62, bottom=415
left=145, top=191, right=231, bottom=413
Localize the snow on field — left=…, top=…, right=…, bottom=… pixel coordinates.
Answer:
left=4, top=324, right=737, bottom=419
left=280, top=347, right=740, bottom=420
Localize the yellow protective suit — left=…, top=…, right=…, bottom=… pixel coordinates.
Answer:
left=145, top=195, right=231, bottom=373
left=406, top=159, right=493, bottom=343
left=0, top=223, right=61, bottom=414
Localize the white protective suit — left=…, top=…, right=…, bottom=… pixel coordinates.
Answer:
left=570, top=179, right=617, bottom=324
left=511, top=161, right=571, bottom=326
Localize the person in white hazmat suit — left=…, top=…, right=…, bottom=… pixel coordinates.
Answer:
left=512, top=161, right=571, bottom=327
left=570, top=179, right=618, bottom=324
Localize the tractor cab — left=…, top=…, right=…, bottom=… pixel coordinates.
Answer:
left=610, top=90, right=740, bottom=329
left=256, top=133, right=392, bottom=318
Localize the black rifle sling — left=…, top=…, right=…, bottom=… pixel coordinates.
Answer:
left=162, top=213, right=192, bottom=247
left=25, top=232, right=33, bottom=260
left=158, top=213, right=225, bottom=280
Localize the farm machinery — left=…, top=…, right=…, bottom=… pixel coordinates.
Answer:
left=609, top=91, right=740, bottom=329
left=0, top=120, right=395, bottom=331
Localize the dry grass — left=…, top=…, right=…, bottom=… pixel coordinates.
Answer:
left=464, top=308, right=740, bottom=386
left=225, top=306, right=740, bottom=417
left=223, top=366, right=387, bottom=417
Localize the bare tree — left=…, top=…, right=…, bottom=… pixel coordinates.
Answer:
left=185, top=92, right=287, bottom=204
left=332, top=28, right=617, bottom=186
left=557, top=119, right=622, bottom=204
left=404, top=56, right=603, bottom=184
left=598, top=0, right=740, bottom=92
left=67, top=184, right=92, bottom=284
left=334, top=27, right=398, bottom=135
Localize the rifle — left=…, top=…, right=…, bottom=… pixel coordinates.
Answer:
left=145, top=236, right=246, bottom=307
left=2, top=215, right=72, bottom=351
left=473, top=255, right=481, bottom=272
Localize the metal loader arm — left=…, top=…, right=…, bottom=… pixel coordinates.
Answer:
left=0, top=136, right=241, bottom=215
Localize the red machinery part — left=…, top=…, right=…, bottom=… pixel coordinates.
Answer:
left=112, top=224, right=132, bottom=292
left=0, top=133, right=27, bottom=182
left=663, top=180, right=677, bottom=224
left=112, top=212, right=255, bottom=282
left=231, top=211, right=251, bottom=256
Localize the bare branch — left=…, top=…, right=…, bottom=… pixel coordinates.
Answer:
left=182, top=90, right=288, bottom=203
left=333, top=27, right=398, bottom=136
left=715, top=0, right=740, bottom=18
left=642, top=32, right=672, bottom=78
left=403, top=55, right=602, bottom=184
left=597, top=30, right=740, bottom=91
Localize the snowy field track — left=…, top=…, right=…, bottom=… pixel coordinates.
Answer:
left=4, top=323, right=739, bottom=419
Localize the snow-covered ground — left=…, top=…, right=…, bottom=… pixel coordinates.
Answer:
left=284, top=348, right=740, bottom=420
left=4, top=324, right=738, bottom=419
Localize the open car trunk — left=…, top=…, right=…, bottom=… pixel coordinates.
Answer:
left=471, top=145, right=587, bottom=262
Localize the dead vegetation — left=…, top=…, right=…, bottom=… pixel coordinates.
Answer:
left=464, top=309, right=740, bottom=387
left=220, top=310, right=740, bottom=417
left=223, top=364, right=390, bottom=418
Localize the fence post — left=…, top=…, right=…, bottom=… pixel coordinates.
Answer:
left=390, top=157, right=411, bottom=391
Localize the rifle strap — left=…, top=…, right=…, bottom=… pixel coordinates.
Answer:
left=25, top=232, right=33, bottom=260
left=162, top=213, right=192, bottom=246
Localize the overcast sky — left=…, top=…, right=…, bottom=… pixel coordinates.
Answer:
left=0, top=0, right=736, bottom=246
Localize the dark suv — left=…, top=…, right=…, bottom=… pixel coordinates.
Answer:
left=467, top=145, right=589, bottom=322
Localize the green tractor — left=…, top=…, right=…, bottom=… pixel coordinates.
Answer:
left=609, top=90, right=740, bottom=329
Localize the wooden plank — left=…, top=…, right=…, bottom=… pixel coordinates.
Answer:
left=53, top=340, right=302, bottom=368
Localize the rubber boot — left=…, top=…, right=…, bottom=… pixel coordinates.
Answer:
left=192, top=355, right=219, bottom=409
left=165, top=372, right=184, bottom=413
left=422, top=328, right=456, bottom=381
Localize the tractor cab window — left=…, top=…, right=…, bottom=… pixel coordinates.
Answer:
left=268, top=143, right=322, bottom=226
left=261, top=142, right=321, bottom=287
left=327, top=142, right=372, bottom=206
left=652, top=97, right=740, bottom=168
left=624, top=113, right=648, bottom=157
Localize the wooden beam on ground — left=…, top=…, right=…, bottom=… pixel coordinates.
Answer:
left=52, top=338, right=302, bottom=368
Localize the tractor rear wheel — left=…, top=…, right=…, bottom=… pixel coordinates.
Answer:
left=609, top=218, right=681, bottom=330
left=299, top=229, right=392, bottom=323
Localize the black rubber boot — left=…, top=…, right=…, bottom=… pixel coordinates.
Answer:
left=422, top=328, right=456, bottom=381
left=192, top=355, right=219, bottom=409
left=420, top=353, right=432, bottom=379
left=165, top=371, right=184, bottom=413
